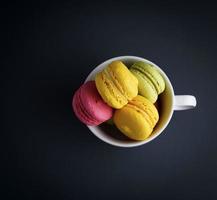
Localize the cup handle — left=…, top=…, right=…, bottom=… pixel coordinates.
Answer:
left=173, top=95, right=197, bottom=111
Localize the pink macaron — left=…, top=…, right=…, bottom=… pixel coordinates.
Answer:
left=72, top=81, right=113, bottom=126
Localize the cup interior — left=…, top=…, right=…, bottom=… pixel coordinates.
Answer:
left=85, top=56, right=174, bottom=147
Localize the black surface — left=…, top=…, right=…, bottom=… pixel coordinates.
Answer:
left=4, top=1, right=217, bottom=200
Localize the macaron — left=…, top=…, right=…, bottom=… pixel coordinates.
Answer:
left=72, top=81, right=113, bottom=126
left=130, top=61, right=165, bottom=103
left=113, top=95, right=159, bottom=140
left=95, top=61, right=138, bottom=109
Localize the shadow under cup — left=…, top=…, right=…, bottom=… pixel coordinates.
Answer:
left=85, top=56, right=174, bottom=147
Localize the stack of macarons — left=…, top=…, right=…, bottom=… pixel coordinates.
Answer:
left=72, top=60, right=165, bottom=141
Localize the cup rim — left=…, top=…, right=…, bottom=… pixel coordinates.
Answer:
left=85, top=55, right=175, bottom=147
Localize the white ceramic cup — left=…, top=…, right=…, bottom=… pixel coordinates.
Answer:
left=85, top=56, right=196, bottom=147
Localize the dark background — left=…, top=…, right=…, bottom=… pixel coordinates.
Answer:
left=4, top=1, right=217, bottom=199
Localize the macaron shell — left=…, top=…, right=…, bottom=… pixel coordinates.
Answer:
left=72, top=89, right=100, bottom=125
left=130, top=69, right=158, bottom=103
left=114, top=105, right=153, bottom=140
left=95, top=72, right=127, bottom=109
left=108, top=61, right=138, bottom=100
left=132, top=62, right=165, bottom=94
left=130, top=95, right=159, bottom=125
left=72, top=81, right=113, bottom=126
left=95, top=61, right=138, bottom=109
left=113, top=95, right=159, bottom=140
left=130, top=61, right=165, bottom=103
left=80, top=81, right=113, bottom=122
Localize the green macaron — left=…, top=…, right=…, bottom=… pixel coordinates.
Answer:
left=130, top=61, right=165, bottom=103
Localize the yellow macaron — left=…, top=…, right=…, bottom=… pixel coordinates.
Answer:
left=113, top=95, right=159, bottom=140
left=95, top=61, right=138, bottom=109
